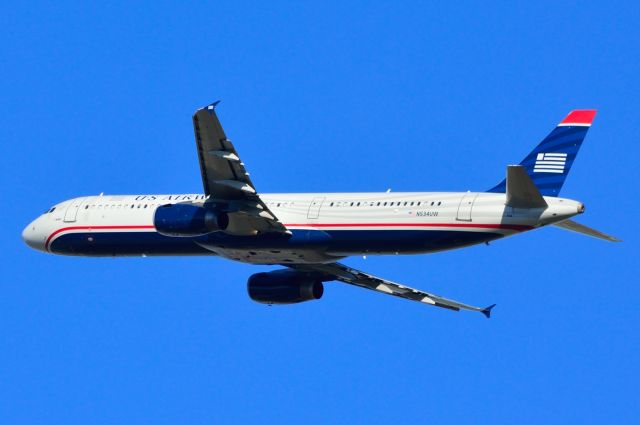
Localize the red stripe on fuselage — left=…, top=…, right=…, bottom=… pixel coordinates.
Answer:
left=45, top=222, right=533, bottom=252
left=45, top=225, right=155, bottom=252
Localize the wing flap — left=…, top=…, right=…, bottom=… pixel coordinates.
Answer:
left=287, top=262, right=495, bottom=318
left=192, top=102, right=287, bottom=234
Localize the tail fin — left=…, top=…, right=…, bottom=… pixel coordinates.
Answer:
left=488, top=110, right=597, bottom=196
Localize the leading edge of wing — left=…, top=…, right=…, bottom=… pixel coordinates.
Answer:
left=192, top=101, right=288, bottom=235
left=286, top=262, right=496, bottom=318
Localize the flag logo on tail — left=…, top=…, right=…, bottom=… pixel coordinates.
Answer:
left=534, top=153, right=567, bottom=173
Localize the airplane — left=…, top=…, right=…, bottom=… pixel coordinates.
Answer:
left=22, top=103, right=620, bottom=318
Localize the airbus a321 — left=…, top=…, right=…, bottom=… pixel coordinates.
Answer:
left=22, top=104, right=619, bottom=317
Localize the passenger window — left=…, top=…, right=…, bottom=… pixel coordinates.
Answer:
left=330, top=202, right=334, bottom=207
left=357, top=202, right=361, bottom=206
left=417, top=202, right=421, bottom=206
left=84, top=205, right=89, bottom=209
left=350, top=202, right=354, bottom=207
left=438, top=201, right=442, bottom=206
left=377, top=202, right=381, bottom=206
left=383, top=202, right=387, bottom=206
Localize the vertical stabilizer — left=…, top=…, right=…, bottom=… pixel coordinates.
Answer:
left=488, top=110, right=596, bottom=196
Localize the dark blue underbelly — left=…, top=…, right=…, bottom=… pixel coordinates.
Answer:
left=49, top=229, right=503, bottom=257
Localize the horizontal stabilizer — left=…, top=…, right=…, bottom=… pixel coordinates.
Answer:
left=505, top=165, right=548, bottom=209
left=553, top=219, right=621, bottom=242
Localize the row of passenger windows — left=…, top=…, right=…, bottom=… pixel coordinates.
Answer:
left=81, top=203, right=159, bottom=210
left=266, top=202, right=294, bottom=208
left=68, top=200, right=446, bottom=211
left=265, top=200, right=444, bottom=208
left=329, top=200, right=442, bottom=207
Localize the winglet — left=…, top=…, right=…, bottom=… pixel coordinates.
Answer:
left=481, top=304, right=496, bottom=319
left=205, top=100, right=221, bottom=110
left=195, top=101, right=221, bottom=118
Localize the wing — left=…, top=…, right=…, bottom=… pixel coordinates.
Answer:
left=287, top=262, right=496, bottom=318
left=192, top=102, right=287, bottom=234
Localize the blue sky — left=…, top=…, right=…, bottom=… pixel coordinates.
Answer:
left=2, top=1, right=639, bottom=423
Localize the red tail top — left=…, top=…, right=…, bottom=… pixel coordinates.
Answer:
left=559, top=110, right=597, bottom=126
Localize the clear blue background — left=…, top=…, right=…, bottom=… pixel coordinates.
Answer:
left=2, top=1, right=638, bottom=423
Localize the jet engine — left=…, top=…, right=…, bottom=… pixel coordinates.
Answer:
left=154, top=203, right=228, bottom=237
left=247, top=269, right=324, bottom=305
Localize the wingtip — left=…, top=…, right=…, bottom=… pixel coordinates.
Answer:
left=481, top=304, right=496, bottom=319
left=198, top=100, right=221, bottom=112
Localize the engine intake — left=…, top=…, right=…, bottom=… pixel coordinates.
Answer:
left=154, top=203, right=228, bottom=237
left=248, top=270, right=324, bottom=305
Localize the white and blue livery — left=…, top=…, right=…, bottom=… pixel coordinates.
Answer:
left=22, top=105, right=619, bottom=317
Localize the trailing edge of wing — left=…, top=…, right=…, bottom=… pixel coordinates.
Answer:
left=553, top=219, right=621, bottom=242
left=286, top=262, right=495, bottom=318
left=192, top=101, right=288, bottom=234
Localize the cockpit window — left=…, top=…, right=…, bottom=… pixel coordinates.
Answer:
left=45, top=207, right=56, bottom=214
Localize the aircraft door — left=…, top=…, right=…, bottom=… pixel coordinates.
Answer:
left=63, top=197, right=87, bottom=222
left=307, top=197, right=325, bottom=219
left=456, top=192, right=478, bottom=221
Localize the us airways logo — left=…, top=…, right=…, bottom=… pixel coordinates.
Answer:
left=534, top=153, right=567, bottom=173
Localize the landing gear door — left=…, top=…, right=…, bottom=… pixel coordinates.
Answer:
left=456, top=192, right=478, bottom=221
left=307, top=197, right=325, bottom=219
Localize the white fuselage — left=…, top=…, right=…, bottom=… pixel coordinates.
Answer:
left=22, top=191, right=583, bottom=264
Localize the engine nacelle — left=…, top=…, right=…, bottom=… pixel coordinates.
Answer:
left=247, top=270, right=324, bottom=305
left=154, top=203, right=228, bottom=237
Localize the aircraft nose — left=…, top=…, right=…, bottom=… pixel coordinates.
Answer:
left=22, top=219, right=46, bottom=252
